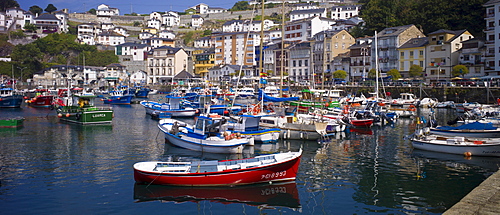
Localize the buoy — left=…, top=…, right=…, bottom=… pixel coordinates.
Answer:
left=464, top=152, right=472, bottom=157
left=223, top=110, right=229, bottom=114
left=57, top=113, right=63, bottom=118
left=65, top=113, right=70, bottom=117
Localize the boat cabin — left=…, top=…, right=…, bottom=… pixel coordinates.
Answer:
left=193, top=115, right=228, bottom=137
left=0, top=88, right=14, bottom=97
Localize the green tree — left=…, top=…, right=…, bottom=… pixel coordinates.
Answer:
left=333, top=70, right=347, bottom=79
left=202, top=29, right=212, bottom=36
left=409, top=64, right=423, bottom=77
left=45, top=4, right=57, bottom=13
left=23, top=23, right=37, bottom=33
left=349, top=25, right=367, bottom=38
left=231, top=1, right=250, bottom=11
left=29, top=5, right=43, bottom=15
left=88, top=9, right=96, bottom=15
left=185, top=8, right=196, bottom=14
left=10, top=43, right=43, bottom=79
left=360, top=0, right=487, bottom=35
left=452, top=65, right=469, bottom=77
left=0, top=0, right=19, bottom=11
left=368, top=68, right=380, bottom=79
left=9, top=29, right=25, bottom=39
left=133, top=21, right=141, bottom=27
left=387, top=69, right=401, bottom=80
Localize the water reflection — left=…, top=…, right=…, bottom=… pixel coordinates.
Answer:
left=412, top=149, right=500, bottom=172
left=133, top=182, right=301, bottom=209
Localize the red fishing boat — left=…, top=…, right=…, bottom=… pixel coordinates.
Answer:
left=26, top=89, right=54, bottom=108
left=133, top=181, right=300, bottom=208
left=133, top=149, right=302, bottom=186
left=349, top=118, right=374, bottom=127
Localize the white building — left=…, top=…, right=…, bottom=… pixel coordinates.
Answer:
left=162, top=12, right=180, bottom=27
left=194, top=36, right=214, bottom=48
left=96, top=4, right=120, bottom=16
left=484, top=0, right=500, bottom=76
left=289, top=8, right=327, bottom=22
left=284, top=16, right=336, bottom=42
left=115, top=42, right=150, bottom=61
left=146, top=46, right=188, bottom=84
left=191, top=3, right=209, bottom=14
left=158, top=30, right=175, bottom=39
left=293, top=3, right=318, bottom=11
left=147, top=18, right=161, bottom=29
left=330, top=5, right=361, bottom=20
left=206, top=7, right=227, bottom=14
left=191, top=15, right=204, bottom=28
left=96, top=30, right=125, bottom=46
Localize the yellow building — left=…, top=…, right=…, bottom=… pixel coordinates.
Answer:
left=193, top=48, right=215, bottom=79
left=397, top=37, right=428, bottom=78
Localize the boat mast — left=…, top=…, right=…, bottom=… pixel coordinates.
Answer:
left=258, top=0, right=265, bottom=90
left=375, top=31, right=379, bottom=100
left=280, top=0, right=285, bottom=97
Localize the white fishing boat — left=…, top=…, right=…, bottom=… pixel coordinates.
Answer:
left=391, top=93, right=418, bottom=106
left=410, top=128, right=500, bottom=157
left=158, top=115, right=254, bottom=154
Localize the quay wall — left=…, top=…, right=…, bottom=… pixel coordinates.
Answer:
left=443, top=170, right=500, bottom=215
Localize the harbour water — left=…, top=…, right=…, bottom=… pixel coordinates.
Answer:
left=1, top=96, right=499, bottom=214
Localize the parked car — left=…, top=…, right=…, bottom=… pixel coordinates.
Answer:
left=451, top=79, right=476, bottom=86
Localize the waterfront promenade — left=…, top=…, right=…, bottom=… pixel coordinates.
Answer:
left=444, top=169, right=500, bottom=214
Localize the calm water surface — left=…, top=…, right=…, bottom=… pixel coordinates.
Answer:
left=0, top=97, right=498, bottom=214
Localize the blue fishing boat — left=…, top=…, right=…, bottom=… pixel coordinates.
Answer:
left=102, top=90, right=134, bottom=105
left=135, top=87, right=151, bottom=98
left=140, top=95, right=198, bottom=118
left=0, top=88, right=24, bottom=108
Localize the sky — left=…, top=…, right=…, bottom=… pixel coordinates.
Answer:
left=18, top=0, right=240, bottom=14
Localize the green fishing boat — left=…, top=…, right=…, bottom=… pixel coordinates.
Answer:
left=0, top=117, right=25, bottom=128
left=55, top=91, right=113, bottom=125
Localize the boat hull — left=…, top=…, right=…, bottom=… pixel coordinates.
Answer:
left=0, top=95, right=23, bottom=108
left=239, top=128, right=280, bottom=143
left=133, top=153, right=301, bottom=186
left=411, top=138, right=500, bottom=157
left=350, top=119, right=374, bottom=127
left=430, top=128, right=500, bottom=138
left=0, top=117, right=25, bottom=128
left=27, top=95, right=54, bottom=108
left=102, top=95, right=134, bottom=104
left=58, top=108, right=114, bottom=124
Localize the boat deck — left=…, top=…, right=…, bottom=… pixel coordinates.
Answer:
left=150, top=154, right=279, bottom=173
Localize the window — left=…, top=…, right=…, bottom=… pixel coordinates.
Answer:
left=305, top=60, right=308, bottom=66
left=410, top=51, right=414, bottom=58
left=401, top=52, right=404, bottom=57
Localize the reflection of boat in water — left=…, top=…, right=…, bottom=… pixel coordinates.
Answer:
left=348, top=127, right=373, bottom=135
left=411, top=149, right=500, bottom=172
left=133, top=182, right=301, bottom=209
